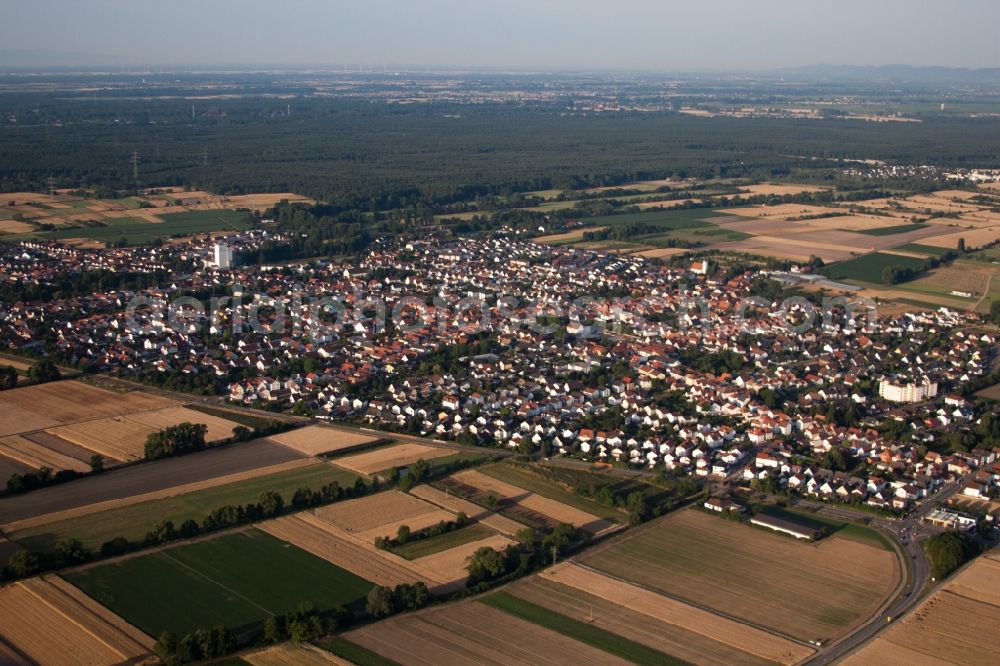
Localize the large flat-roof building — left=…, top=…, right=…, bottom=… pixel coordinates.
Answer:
left=879, top=379, right=938, bottom=403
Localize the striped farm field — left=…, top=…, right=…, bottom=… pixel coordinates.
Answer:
left=0, top=576, right=156, bottom=665
left=578, top=509, right=899, bottom=643
left=845, top=552, right=1000, bottom=665
left=270, top=425, right=380, bottom=456
left=331, top=441, right=454, bottom=475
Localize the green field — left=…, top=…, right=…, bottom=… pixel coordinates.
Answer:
left=476, top=462, right=626, bottom=522
left=65, top=529, right=374, bottom=637
left=16, top=209, right=251, bottom=245
left=820, top=252, right=927, bottom=283
left=890, top=243, right=953, bottom=256
left=481, top=593, right=682, bottom=665
left=852, top=223, right=928, bottom=236
left=11, top=462, right=360, bottom=552
left=391, top=524, right=494, bottom=560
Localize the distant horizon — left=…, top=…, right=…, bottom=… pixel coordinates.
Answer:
left=2, top=54, right=1000, bottom=77
left=6, top=0, right=1000, bottom=72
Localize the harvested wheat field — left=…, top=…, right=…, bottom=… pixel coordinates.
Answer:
left=410, top=484, right=527, bottom=537
left=0, top=434, right=91, bottom=472
left=453, top=469, right=619, bottom=535
left=0, top=381, right=175, bottom=438
left=245, top=640, right=349, bottom=665
left=261, top=513, right=427, bottom=589
left=125, top=406, right=240, bottom=442
left=0, top=219, right=35, bottom=234
left=0, top=576, right=156, bottom=665
left=224, top=192, right=315, bottom=208
left=921, top=226, right=1000, bottom=249
left=720, top=204, right=845, bottom=220
left=47, top=405, right=240, bottom=461
left=344, top=600, right=633, bottom=666
left=332, top=441, right=454, bottom=476
left=314, top=490, right=454, bottom=537
left=905, top=263, right=996, bottom=297
left=270, top=425, right=379, bottom=456
left=845, top=591, right=1000, bottom=665
left=533, top=563, right=812, bottom=665
left=846, top=552, right=1000, bottom=665
left=412, top=534, right=515, bottom=582
left=580, top=509, right=898, bottom=643
left=738, top=183, right=828, bottom=196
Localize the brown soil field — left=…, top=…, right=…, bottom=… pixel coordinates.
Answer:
left=533, top=226, right=607, bottom=244
left=0, top=576, right=155, bottom=665
left=0, top=434, right=91, bottom=472
left=409, top=484, right=527, bottom=537
left=0, top=381, right=176, bottom=438
left=452, top=469, right=617, bottom=534
left=245, top=641, right=350, bottom=665
left=580, top=509, right=899, bottom=643
left=344, top=600, right=634, bottom=666
left=3, top=457, right=315, bottom=532
left=47, top=405, right=240, bottom=461
left=261, top=513, right=426, bottom=588
left=410, top=534, right=515, bottom=588
left=270, top=425, right=379, bottom=456
left=314, top=490, right=450, bottom=535
left=332, top=442, right=454, bottom=476
left=535, top=563, right=812, bottom=665
left=921, top=226, right=1000, bottom=249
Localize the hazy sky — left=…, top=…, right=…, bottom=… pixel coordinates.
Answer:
left=5, top=0, right=1000, bottom=70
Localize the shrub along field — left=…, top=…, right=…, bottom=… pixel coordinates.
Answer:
left=65, top=529, right=374, bottom=638
left=9, top=462, right=360, bottom=552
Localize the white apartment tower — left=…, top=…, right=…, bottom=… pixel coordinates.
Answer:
left=213, top=242, right=233, bottom=269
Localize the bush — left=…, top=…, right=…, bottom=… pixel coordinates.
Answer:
left=144, top=422, right=208, bottom=460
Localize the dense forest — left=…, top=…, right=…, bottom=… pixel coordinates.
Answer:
left=3, top=92, right=1000, bottom=209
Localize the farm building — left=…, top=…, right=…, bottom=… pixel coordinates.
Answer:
left=749, top=514, right=821, bottom=540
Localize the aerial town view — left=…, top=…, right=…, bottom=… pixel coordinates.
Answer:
left=3, top=1, right=1000, bottom=664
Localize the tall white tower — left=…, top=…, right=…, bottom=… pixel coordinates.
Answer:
left=213, top=242, right=233, bottom=269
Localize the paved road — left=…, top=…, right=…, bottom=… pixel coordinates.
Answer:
left=0, top=438, right=304, bottom=526
left=803, top=479, right=965, bottom=664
